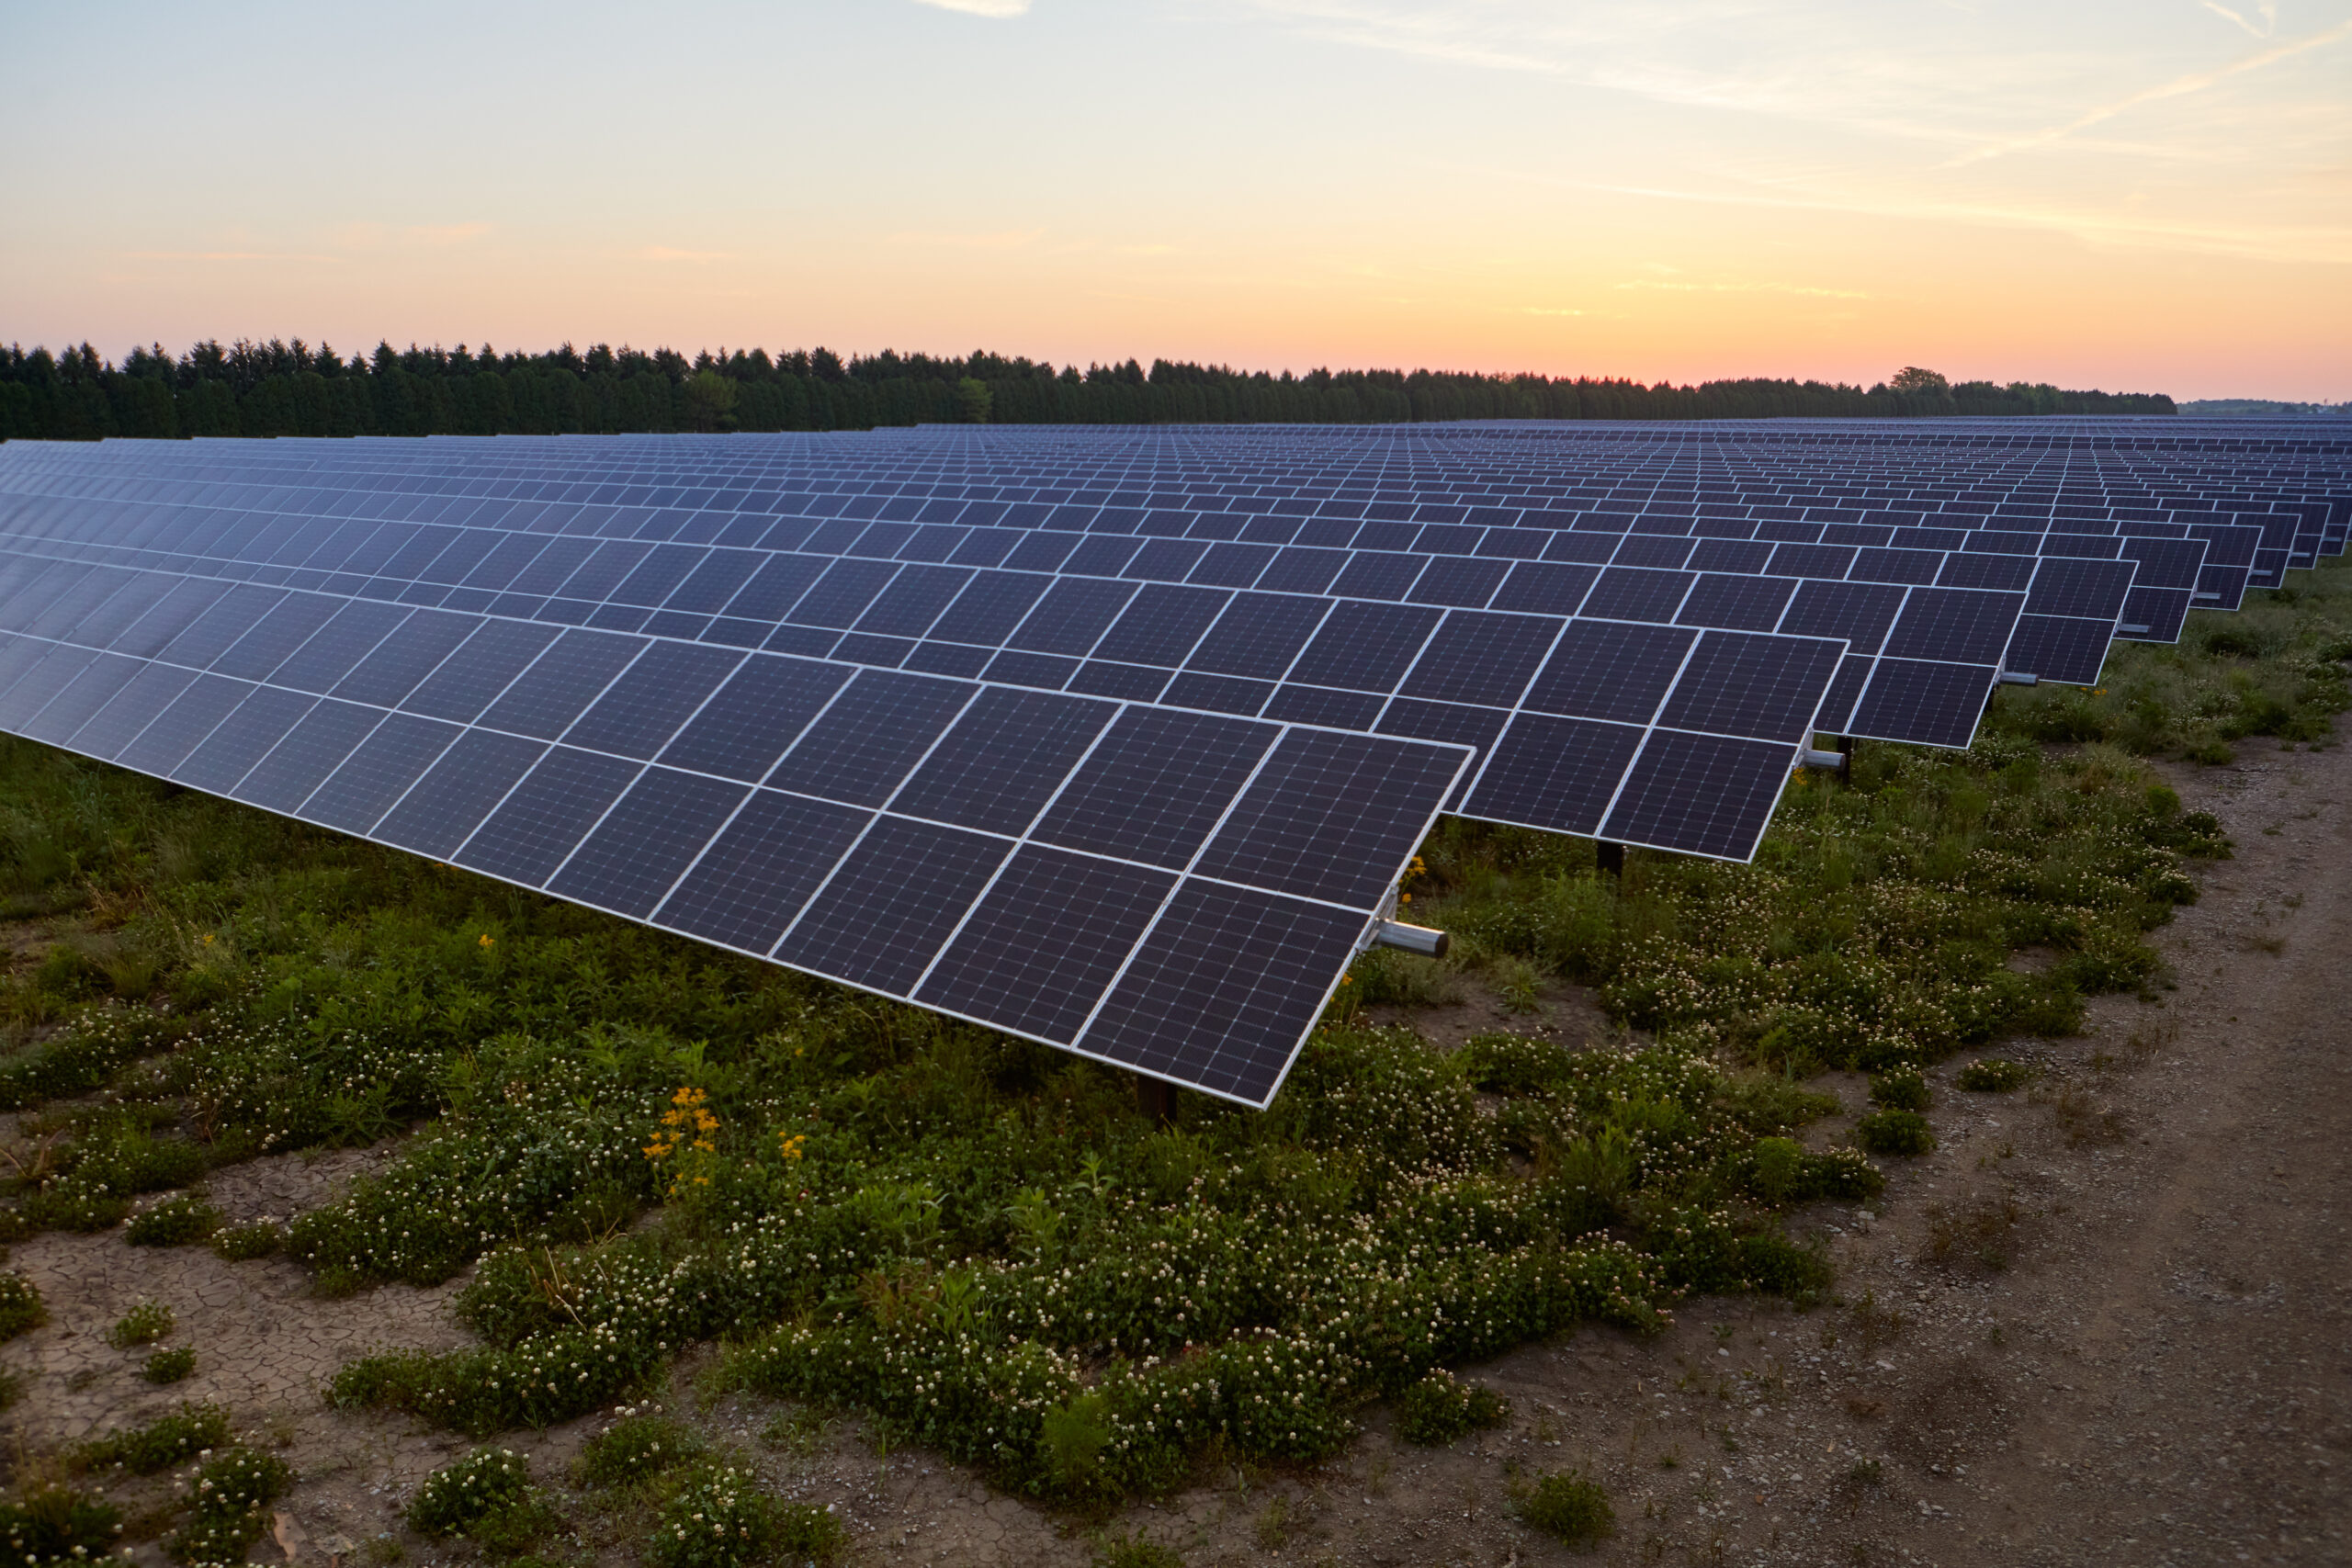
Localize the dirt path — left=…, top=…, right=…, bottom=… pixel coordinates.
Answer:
left=4, top=734, right=2345, bottom=1568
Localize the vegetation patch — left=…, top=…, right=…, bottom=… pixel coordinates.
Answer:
left=1855, top=1110, right=1937, bottom=1157
left=0, top=1270, right=43, bottom=1340
left=142, top=1346, right=198, bottom=1383
left=106, top=1298, right=174, bottom=1348
left=577, top=1413, right=706, bottom=1491
left=407, top=1448, right=532, bottom=1539
left=126, top=1191, right=222, bottom=1247
left=166, top=1448, right=291, bottom=1564
left=0, top=1485, right=123, bottom=1568
left=1395, top=1369, right=1510, bottom=1446
left=71, top=1404, right=233, bottom=1474
left=7, top=563, right=2335, bottom=1512
left=1956, top=1058, right=2032, bottom=1092
left=1513, top=1468, right=1614, bottom=1550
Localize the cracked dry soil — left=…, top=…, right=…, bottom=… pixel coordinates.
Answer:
left=3, top=730, right=2346, bottom=1568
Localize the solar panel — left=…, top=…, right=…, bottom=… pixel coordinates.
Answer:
left=1, top=418, right=2343, bottom=1107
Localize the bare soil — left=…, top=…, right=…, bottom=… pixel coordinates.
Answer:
left=5, top=732, right=2346, bottom=1568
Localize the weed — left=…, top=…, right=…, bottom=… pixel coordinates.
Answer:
left=125, top=1191, right=221, bottom=1247
left=1252, top=1495, right=1291, bottom=1551
left=211, top=1220, right=284, bottom=1260
left=71, top=1403, right=234, bottom=1473
left=2050, top=1085, right=2129, bottom=1148
left=1395, top=1369, right=1510, bottom=1446
left=1847, top=1457, right=1883, bottom=1486
left=107, top=1298, right=173, bottom=1348
left=1092, top=1529, right=1185, bottom=1568
left=168, top=1447, right=292, bottom=1564
left=1867, top=1068, right=1929, bottom=1113
left=646, top=1463, right=838, bottom=1568
left=1923, top=1197, right=2021, bottom=1271
left=408, top=1448, right=531, bottom=1538
left=1514, top=1469, right=1615, bottom=1551
left=142, top=1346, right=198, bottom=1383
left=577, top=1414, right=704, bottom=1490
left=1955, top=1059, right=2030, bottom=1092
left=758, top=1406, right=830, bottom=1459
left=0, top=1484, right=124, bottom=1567
left=1854, top=1110, right=1935, bottom=1156
left=0, top=1269, right=44, bottom=1340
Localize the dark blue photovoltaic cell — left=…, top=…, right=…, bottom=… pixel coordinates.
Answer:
left=478, top=631, right=647, bottom=739
left=1489, top=560, right=1599, bottom=616
left=656, top=654, right=849, bottom=782
left=654, top=789, right=872, bottom=953
left=775, top=816, right=1010, bottom=992
left=173, top=684, right=317, bottom=795
left=1464, top=715, right=1644, bottom=834
left=1678, top=574, right=1797, bottom=632
left=458, top=746, right=644, bottom=886
left=1778, top=580, right=1906, bottom=654
left=1883, top=589, right=2024, bottom=665
left=2001, top=615, right=2115, bottom=684
left=1580, top=568, right=1692, bottom=623
left=18, top=654, right=141, bottom=745
left=1080, top=881, right=1365, bottom=1102
left=890, top=687, right=1116, bottom=835
left=1286, top=602, right=1441, bottom=691
left=917, top=847, right=1177, bottom=1043
left=1600, top=730, right=1795, bottom=861
left=1396, top=612, right=1559, bottom=707
left=929, top=571, right=1050, bottom=645
left=546, top=768, right=751, bottom=917
left=764, top=671, right=975, bottom=804
left=209, top=595, right=342, bottom=682
left=1187, top=593, right=1328, bottom=679
left=1009, top=576, right=1136, bottom=655
left=401, top=620, right=562, bottom=722
left=1091, top=583, right=1229, bottom=666
left=561, top=639, right=743, bottom=759
left=232, top=699, right=387, bottom=813
left=115, top=672, right=254, bottom=775
left=158, top=585, right=288, bottom=670
left=1655, top=632, right=1846, bottom=739
left=70, top=663, right=198, bottom=760
left=1193, top=729, right=1464, bottom=907
left=1034, top=707, right=1278, bottom=868
left=266, top=600, right=414, bottom=694
left=1849, top=659, right=1995, bottom=749
left=372, top=728, right=548, bottom=858
left=330, top=610, right=480, bottom=707
left=1521, top=620, right=1693, bottom=723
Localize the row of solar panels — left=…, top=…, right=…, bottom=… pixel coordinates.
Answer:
left=0, top=426, right=2341, bottom=1106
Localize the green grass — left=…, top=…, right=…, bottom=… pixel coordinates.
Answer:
left=0, top=561, right=2337, bottom=1510
left=1984, top=560, right=2352, bottom=762
left=105, top=1298, right=172, bottom=1348
left=1395, top=1368, right=1510, bottom=1445
left=1513, top=1469, right=1614, bottom=1550
left=70, top=1403, right=232, bottom=1473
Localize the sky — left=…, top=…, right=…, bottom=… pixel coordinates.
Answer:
left=2, top=0, right=2346, bottom=400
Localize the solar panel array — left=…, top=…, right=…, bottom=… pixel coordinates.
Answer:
left=0, top=420, right=2343, bottom=1106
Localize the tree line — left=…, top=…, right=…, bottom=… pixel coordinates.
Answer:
left=0, top=338, right=2177, bottom=442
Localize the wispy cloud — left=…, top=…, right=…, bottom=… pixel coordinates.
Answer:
left=912, top=0, right=1031, bottom=16
left=1943, top=16, right=2352, bottom=165
left=2199, top=0, right=2277, bottom=37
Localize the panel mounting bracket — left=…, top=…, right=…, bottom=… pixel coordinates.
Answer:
left=1360, top=887, right=1450, bottom=959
